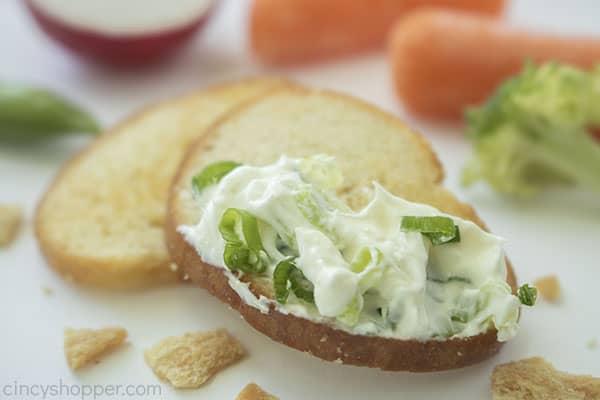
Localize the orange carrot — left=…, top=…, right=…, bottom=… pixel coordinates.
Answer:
left=389, top=9, right=600, bottom=120
left=250, top=0, right=506, bottom=65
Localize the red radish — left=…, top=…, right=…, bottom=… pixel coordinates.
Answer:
left=26, top=0, right=216, bottom=66
left=389, top=9, right=600, bottom=120
left=250, top=0, right=506, bottom=65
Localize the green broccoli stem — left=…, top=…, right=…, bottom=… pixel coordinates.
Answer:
left=530, top=126, right=600, bottom=193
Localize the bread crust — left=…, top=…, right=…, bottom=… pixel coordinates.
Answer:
left=166, top=86, right=518, bottom=371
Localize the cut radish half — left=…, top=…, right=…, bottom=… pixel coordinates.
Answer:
left=26, top=0, right=216, bottom=66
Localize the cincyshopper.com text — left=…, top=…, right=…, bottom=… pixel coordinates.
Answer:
left=2, top=379, right=162, bottom=399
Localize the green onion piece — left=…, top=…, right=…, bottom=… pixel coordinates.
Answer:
left=350, top=247, right=375, bottom=273
left=428, top=276, right=472, bottom=284
left=517, top=284, right=537, bottom=306
left=272, top=258, right=315, bottom=304
left=219, top=208, right=264, bottom=250
left=450, top=310, right=470, bottom=323
left=219, top=208, right=268, bottom=274
left=351, top=247, right=384, bottom=292
left=273, top=258, right=295, bottom=303
left=337, top=295, right=362, bottom=326
left=222, top=243, right=266, bottom=274
left=401, top=216, right=461, bottom=245
left=289, top=267, right=315, bottom=304
left=192, top=161, right=241, bottom=193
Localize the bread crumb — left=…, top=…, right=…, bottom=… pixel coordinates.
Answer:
left=333, top=358, right=343, bottom=364
left=144, top=329, right=245, bottom=389
left=0, top=204, right=23, bottom=247
left=492, top=357, right=600, bottom=399
left=534, top=275, right=561, bottom=302
left=587, top=338, right=598, bottom=350
left=183, top=273, right=190, bottom=281
left=41, top=286, right=54, bottom=296
left=64, top=327, right=127, bottom=370
left=320, top=335, right=327, bottom=343
left=236, top=383, right=278, bottom=400
left=169, top=263, right=178, bottom=272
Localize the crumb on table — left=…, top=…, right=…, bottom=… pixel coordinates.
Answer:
left=0, top=204, right=23, bottom=247
left=236, top=383, right=279, bottom=400
left=64, top=327, right=128, bottom=370
left=144, top=328, right=245, bottom=389
left=534, top=275, right=561, bottom=302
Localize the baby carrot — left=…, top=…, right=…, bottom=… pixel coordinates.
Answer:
left=250, top=0, right=506, bottom=65
left=389, top=9, right=600, bottom=120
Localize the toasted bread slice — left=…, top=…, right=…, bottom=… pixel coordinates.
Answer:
left=35, top=79, right=287, bottom=289
left=166, top=86, right=518, bottom=371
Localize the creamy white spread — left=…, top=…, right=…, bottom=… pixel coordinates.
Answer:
left=179, top=156, right=521, bottom=341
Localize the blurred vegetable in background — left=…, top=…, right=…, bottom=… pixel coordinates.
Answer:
left=26, top=0, right=216, bottom=66
left=0, top=83, right=99, bottom=141
left=462, top=62, right=600, bottom=197
left=389, top=9, right=600, bottom=120
left=251, top=0, right=505, bottom=65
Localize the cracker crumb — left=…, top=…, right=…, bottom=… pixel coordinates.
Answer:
left=236, top=383, right=278, bottom=400
left=41, top=286, right=54, bottom=296
left=0, top=204, right=23, bottom=247
left=64, top=327, right=127, bottom=370
left=492, top=357, right=600, bottom=399
left=534, top=275, right=561, bottom=302
left=169, top=263, right=178, bottom=272
left=587, top=337, right=598, bottom=350
left=144, top=329, right=245, bottom=389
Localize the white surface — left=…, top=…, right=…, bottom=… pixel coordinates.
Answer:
left=1, top=0, right=599, bottom=399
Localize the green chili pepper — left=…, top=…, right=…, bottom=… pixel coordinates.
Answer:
left=192, top=161, right=241, bottom=193
left=219, top=208, right=268, bottom=274
left=273, top=258, right=314, bottom=304
left=401, top=216, right=461, bottom=245
left=0, top=83, right=100, bottom=141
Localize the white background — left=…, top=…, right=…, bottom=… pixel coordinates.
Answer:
left=1, top=0, right=599, bottom=399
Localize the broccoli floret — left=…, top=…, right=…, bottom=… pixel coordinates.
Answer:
left=462, top=62, right=600, bottom=197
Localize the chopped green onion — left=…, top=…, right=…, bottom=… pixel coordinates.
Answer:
left=223, top=243, right=266, bottom=274
left=350, top=247, right=384, bottom=291
left=337, top=295, right=362, bottom=326
left=219, top=208, right=264, bottom=250
left=428, top=276, right=472, bottom=284
left=219, top=208, right=268, bottom=274
left=518, top=284, right=537, bottom=306
left=450, top=310, right=469, bottom=323
left=273, top=258, right=314, bottom=304
left=273, top=258, right=295, bottom=303
left=192, top=161, right=241, bottom=193
left=401, top=216, right=461, bottom=245
left=289, top=268, right=315, bottom=304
